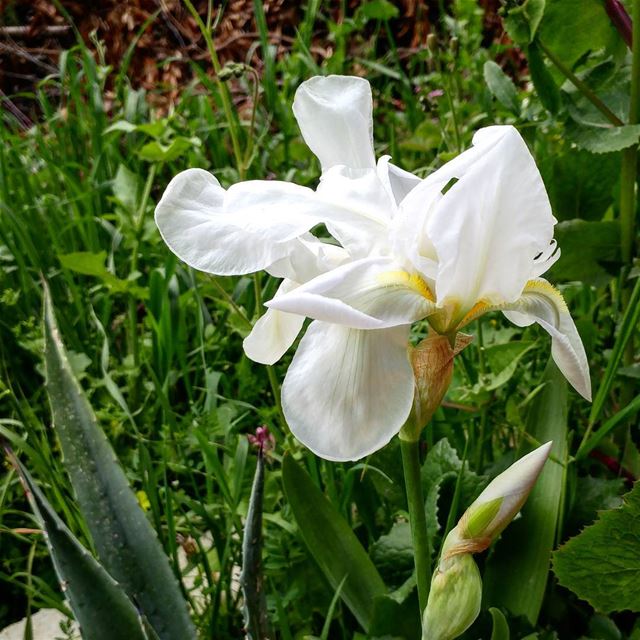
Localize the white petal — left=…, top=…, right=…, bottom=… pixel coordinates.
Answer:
left=282, top=321, right=414, bottom=461
left=293, top=75, right=376, bottom=171
left=424, top=126, right=556, bottom=313
left=266, top=257, right=436, bottom=329
left=503, top=280, right=591, bottom=400
left=155, top=169, right=328, bottom=275
left=316, top=165, right=395, bottom=258
left=377, top=155, right=422, bottom=207
left=243, top=279, right=305, bottom=365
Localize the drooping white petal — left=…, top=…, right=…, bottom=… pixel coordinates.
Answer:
left=424, top=126, right=557, bottom=314
left=316, top=165, right=395, bottom=258
left=155, top=169, right=330, bottom=275
left=282, top=321, right=414, bottom=461
left=293, top=75, right=376, bottom=171
left=502, top=279, right=591, bottom=400
left=243, top=279, right=305, bottom=365
left=266, top=257, right=436, bottom=329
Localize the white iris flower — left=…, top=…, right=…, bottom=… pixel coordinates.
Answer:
left=155, top=75, right=591, bottom=462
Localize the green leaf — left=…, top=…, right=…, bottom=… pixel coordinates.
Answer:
left=138, top=137, right=199, bottom=162
left=43, top=284, right=196, bottom=640
left=539, top=0, right=619, bottom=69
left=370, top=521, right=414, bottom=586
left=528, top=40, right=560, bottom=114
left=358, top=0, right=399, bottom=20
left=483, top=359, right=568, bottom=624
left=240, top=452, right=270, bottom=640
left=553, top=482, right=640, bottom=613
left=6, top=450, right=147, bottom=640
left=567, top=123, right=640, bottom=154
left=483, top=61, right=520, bottom=115
left=566, top=476, right=624, bottom=533
left=282, top=455, right=386, bottom=632
left=542, top=149, right=620, bottom=222
left=547, top=220, right=621, bottom=286
left=370, top=576, right=421, bottom=639
left=482, top=341, right=538, bottom=391
left=489, top=607, right=510, bottom=640
left=112, top=164, right=139, bottom=212
left=504, top=0, right=545, bottom=44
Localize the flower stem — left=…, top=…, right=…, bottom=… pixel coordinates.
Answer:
left=538, top=40, right=624, bottom=127
left=400, top=436, right=431, bottom=616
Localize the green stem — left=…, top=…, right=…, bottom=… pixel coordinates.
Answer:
left=400, top=437, right=431, bottom=616
left=538, top=40, right=624, bottom=126
left=183, top=0, right=245, bottom=178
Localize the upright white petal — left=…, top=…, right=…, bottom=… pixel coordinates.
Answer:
left=503, top=279, right=591, bottom=400
left=282, top=321, right=414, bottom=461
left=316, top=165, right=395, bottom=258
left=377, top=155, right=422, bottom=207
left=293, top=75, right=376, bottom=171
left=243, top=279, right=305, bottom=365
left=155, top=169, right=329, bottom=275
left=266, top=257, right=436, bottom=330
left=425, top=126, right=556, bottom=315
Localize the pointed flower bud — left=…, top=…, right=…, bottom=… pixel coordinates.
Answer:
left=401, top=332, right=472, bottom=442
left=422, top=553, right=481, bottom=640
left=423, top=442, right=552, bottom=640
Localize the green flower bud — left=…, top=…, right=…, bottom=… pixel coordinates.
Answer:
left=422, top=553, right=482, bottom=640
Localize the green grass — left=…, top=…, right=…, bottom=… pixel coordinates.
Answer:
left=0, top=0, right=638, bottom=637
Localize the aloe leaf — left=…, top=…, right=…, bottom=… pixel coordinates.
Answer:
left=282, top=455, right=386, bottom=632
left=483, top=359, right=568, bottom=624
left=42, top=284, right=196, bottom=640
left=240, top=449, right=271, bottom=639
left=6, top=448, right=147, bottom=640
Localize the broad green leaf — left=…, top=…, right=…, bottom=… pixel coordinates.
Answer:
left=112, top=164, right=139, bottom=212
left=527, top=41, right=560, bottom=114
left=282, top=455, right=386, bottom=632
left=547, top=220, right=620, bottom=286
left=539, top=0, right=619, bottom=69
left=553, top=482, right=640, bottom=613
left=489, top=607, right=510, bottom=640
left=566, top=476, right=624, bottom=534
left=504, top=0, right=545, bottom=44
left=7, top=451, right=147, bottom=640
left=567, top=123, right=640, bottom=154
left=43, top=285, right=196, bottom=640
left=542, top=150, right=620, bottom=222
left=482, top=341, right=537, bottom=391
left=483, top=61, right=520, bottom=115
left=483, top=359, right=567, bottom=624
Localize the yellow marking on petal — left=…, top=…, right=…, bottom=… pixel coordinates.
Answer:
left=523, top=279, right=568, bottom=311
left=457, top=300, right=491, bottom=329
left=377, top=270, right=435, bottom=301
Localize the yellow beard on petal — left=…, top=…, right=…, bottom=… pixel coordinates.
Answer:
left=377, top=270, right=435, bottom=301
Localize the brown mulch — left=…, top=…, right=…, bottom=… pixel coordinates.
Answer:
left=0, top=0, right=511, bottom=117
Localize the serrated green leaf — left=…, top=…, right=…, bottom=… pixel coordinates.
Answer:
left=567, top=123, right=640, bottom=154
left=566, top=476, right=624, bottom=534
left=553, top=482, right=640, bottom=613
left=370, top=521, right=414, bottom=586
left=43, top=285, right=196, bottom=640
left=282, top=455, right=386, bottom=632
left=483, top=61, right=520, bottom=115
left=528, top=40, right=560, bottom=114
left=483, top=360, right=567, bottom=624
left=547, top=219, right=621, bottom=286
left=7, top=451, right=147, bottom=640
